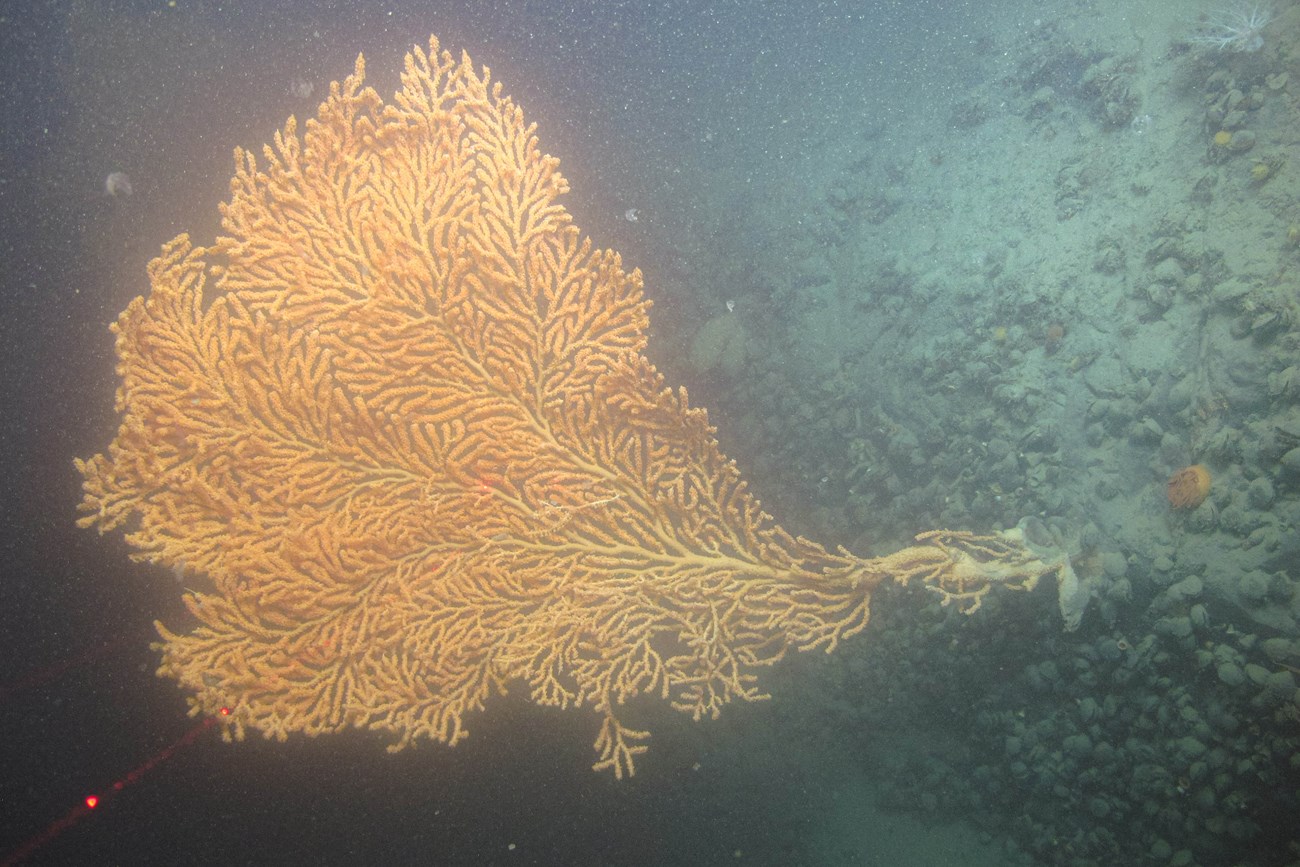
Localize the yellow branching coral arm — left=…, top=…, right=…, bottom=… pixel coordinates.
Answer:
left=76, top=36, right=1072, bottom=779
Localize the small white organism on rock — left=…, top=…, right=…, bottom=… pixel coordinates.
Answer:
left=1188, top=3, right=1271, bottom=52
left=623, top=208, right=639, bottom=222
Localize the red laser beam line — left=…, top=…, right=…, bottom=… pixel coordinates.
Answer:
left=1, top=712, right=224, bottom=866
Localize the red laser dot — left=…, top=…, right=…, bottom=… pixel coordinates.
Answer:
left=219, top=706, right=231, bottom=717
left=84, top=796, right=98, bottom=809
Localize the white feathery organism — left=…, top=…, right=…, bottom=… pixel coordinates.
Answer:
left=1188, top=3, right=1271, bottom=52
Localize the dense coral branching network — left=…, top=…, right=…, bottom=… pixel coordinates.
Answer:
left=77, top=35, right=1073, bottom=777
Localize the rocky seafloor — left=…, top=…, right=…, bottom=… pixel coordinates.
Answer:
left=664, top=2, right=1300, bottom=864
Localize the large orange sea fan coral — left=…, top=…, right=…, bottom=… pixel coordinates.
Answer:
left=76, top=36, right=1075, bottom=777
